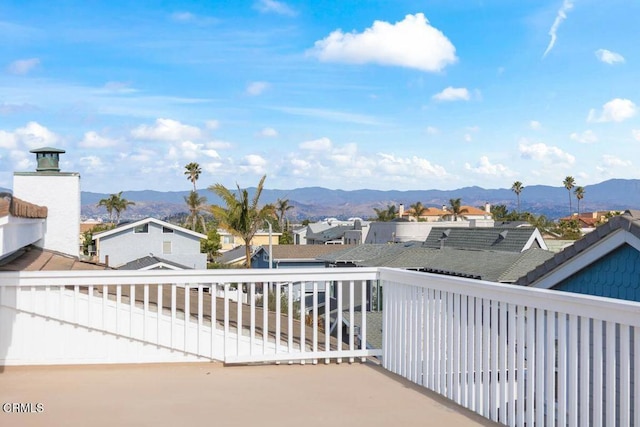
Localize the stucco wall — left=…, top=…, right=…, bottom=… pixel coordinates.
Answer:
left=0, top=216, right=45, bottom=260
left=97, top=221, right=206, bottom=269
left=13, top=173, right=80, bottom=257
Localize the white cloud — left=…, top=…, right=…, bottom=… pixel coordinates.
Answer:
left=276, top=106, right=381, bottom=126
left=377, top=153, right=448, bottom=178
left=464, top=133, right=472, bottom=142
left=79, top=155, right=106, bottom=172
left=588, top=98, right=636, bottom=123
left=0, top=130, right=17, bottom=149
left=259, top=127, right=278, bottom=137
left=14, top=121, right=60, bottom=149
left=464, top=156, right=513, bottom=177
left=632, top=130, right=640, bottom=141
left=519, top=140, right=575, bottom=166
left=543, top=0, right=574, bottom=57
left=246, top=81, right=270, bottom=96
left=253, top=0, right=296, bottom=16
left=602, top=154, right=631, bottom=167
left=529, top=120, right=542, bottom=130
left=167, top=141, right=221, bottom=161
left=131, top=118, right=202, bottom=141
left=103, top=81, right=136, bottom=94
left=7, top=58, right=40, bottom=75
left=570, top=129, right=598, bottom=144
left=79, top=131, right=118, bottom=148
left=205, top=120, right=220, bottom=130
left=300, top=137, right=332, bottom=151
left=206, top=140, right=232, bottom=150
left=240, top=154, right=268, bottom=174
left=308, top=13, right=457, bottom=72
left=595, top=49, right=625, bottom=65
left=432, top=87, right=470, bottom=102
left=170, top=11, right=217, bottom=25
left=171, top=11, right=196, bottom=22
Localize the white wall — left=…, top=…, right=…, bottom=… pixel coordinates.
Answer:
left=0, top=215, right=45, bottom=260
left=13, top=173, right=80, bottom=257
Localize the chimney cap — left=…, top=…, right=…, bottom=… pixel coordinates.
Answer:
left=30, top=147, right=65, bottom=172
left=30, top=147, right=66, bottom=154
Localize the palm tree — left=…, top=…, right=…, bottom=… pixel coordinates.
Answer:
left=112, top=192, right=135, bottom=224
left=563, top=176, right=576, bottom=215
left=275, top=198, right=294, bottom=231
left=511, top=181, right=524, bottom=213
left=97, top=191, right=134, bottom=225
left=209, top=175, right=275, bottom=268
left=409, top=201, right=426, bottom=220
left=184, top=191, right=208, bottom=232
left=448, top=198, right=468, bottom=221
left=574, top=186, right=585, bottom=215
left=184, top=162, right=202, bottom=191
left=373, top=205, right=397, bottom=222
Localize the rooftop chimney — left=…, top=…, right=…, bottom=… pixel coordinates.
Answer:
left=31, top=147, right=65, bottom=172
left=398, top=203, right=404, bottom=218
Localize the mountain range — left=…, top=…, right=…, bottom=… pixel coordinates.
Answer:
left=75, top=178, right=640, bottom=221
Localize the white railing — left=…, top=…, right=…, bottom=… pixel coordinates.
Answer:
left=0, top=268, right=381, bottom=365
left=380, top=267, right=640, bottom=427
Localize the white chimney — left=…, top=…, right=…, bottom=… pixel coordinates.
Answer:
left=13, top=147, right=81, bottom=257
left=398, top=203, right=404, bottom=218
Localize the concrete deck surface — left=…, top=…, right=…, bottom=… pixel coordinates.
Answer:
left=0, top=362, right=498, bottom=427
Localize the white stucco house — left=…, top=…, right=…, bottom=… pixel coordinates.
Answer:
left=92, top=217, right=207, bottom=269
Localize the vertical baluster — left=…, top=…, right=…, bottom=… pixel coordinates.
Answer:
left=102, top=285, right=107, bottom=331
left=526, top=308, right=537, bottom=426
left=157, top=284, right=163, bottom=346
left=74, top=285, right=79, bottom=324
left=88, top=284, right=94, bottom=328
left=461, top=295, right=468, bottom=406
left=482, top=298, right=490, bottom=418
left=535, top=309, right=544, bottom=426
left=546, top=310, right=557, bottom=427
left=211, top=283, right=216, bottom=359
left=557, top=313, right=568, bottom=427
left=620, top=325, right=630, bottom=427
left=300, top=282, right=306, bottom=359
left=634, top=326, right=640, bottom=427
left=360, top=280, right=366, bottom=363
left=516, top=305, right=525, bottom=427
left=568, top=314, right=578, bottom=427
left=434, top=290, right=442, bottom=394
left=184, top=285, right=190, bottom=352
left=593, top=319, right=603, bottom=427
left=324, top=281, right=330, bottom=364
left=171, top=285, right=176, bottom=349
left=474, top=297, right=482, bottom=411
left=447, top=292, right=454, bottom=399
left=276, top=282, right=281, bottom=356
left=130, top=284, right=135, bottom=337
left=250, top=282, right=255, bottom=357
left=579, top=317, right=590, bottom=426
left=236, top=283, right=242, bottom=356
left=421, top=286, right=429, bottom=387
left=490, top=300, right=499, bottom=422
left=287, top=282, right=293, bottom=360
left=262, top=282, right=268, bottom=356
left=198, top=285, right=203, bottom=356
left=143, top=284, right=149, bottom=341
left=313, top=282, right=318, bottom=364
left=507, top=303, right=516, bottom=427
left=349, top=280, right=354, bottom=364
left=223, top=283, right=229, bottom=359
left=116, top=285, right=121, bottom=335
left=605, top=321, right=616, bottom=426
left=468, top=296, right=476, bottom=408
left=337, top=280, right=343, bottom=364
left=453, top=293, right=461, bottom=405
left=406, top=285, right=413, bottom=381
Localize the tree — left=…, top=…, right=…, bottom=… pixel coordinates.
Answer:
left=97, top=191, right=134, bottom=225
left=563, top=176, right=575, bottom=215
left=409, top=201, right=426, bottom=220
left=511, top=181, right=524, bottom=212
left=184, top=162, right=202, bottom=191
left=200, top=229, right=221, bottom=264
left=184, top=191, right=208, bottom=232
left=574, top=186, right=585, bottom=215
left=113, top=192, right=135, bottom=224
left=275, top=198, right=295, bottom=231
left=373, top=204, right=397, bottom=221
left=448, top=198, right=468, bottom=221
left=209, top=175, right=275, bottom=268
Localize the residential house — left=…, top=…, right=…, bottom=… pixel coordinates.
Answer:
left=294, top=218, right=369, bottom=245
left=423, top=226, right=548, bottom=252
left=92, top=217, right=207, bottom=269
left=397, top=204, right=447, bottom=222
left=516, top=210, right=640, bottom=302
left=559, top=210, right=621, bottom=235
left=251, top=244, right=355, bottom=269
left=218, top=229, right=281, bottom=252
left=441, top=203, right=493, bottom=222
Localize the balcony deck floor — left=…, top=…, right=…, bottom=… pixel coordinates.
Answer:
left=0, top=362, right=498, bottom=427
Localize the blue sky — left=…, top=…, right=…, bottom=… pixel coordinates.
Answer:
left=1, top=0, right=639, bottom=193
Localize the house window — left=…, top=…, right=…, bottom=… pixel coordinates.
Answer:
left=223, top=235, right=234, bottom=244
left=163, top=241, right=172, bottom=254
left=134, top=224, right=149, bottom=233
left=263, top=252, right=269, bottom=262
left=162, top=226, right=174, bottom=233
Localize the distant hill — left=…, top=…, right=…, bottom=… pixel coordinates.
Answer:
left=78, top=178, right=640, bottom=221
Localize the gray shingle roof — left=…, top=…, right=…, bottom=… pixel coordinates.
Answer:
left=341, top=311, right=383, bottom=350
left=118, top=256, right=191, bottom=270
left=357, top=246, right=553, bottom=283
left=423, top=227, right=540, bottom=253
left=515, top=210, right=640, bottom=286
left=316, top=242, right=420, bottom=264
left=305, top=225, right=355, bottom=243
left=256, top=244, right=356, bottom=261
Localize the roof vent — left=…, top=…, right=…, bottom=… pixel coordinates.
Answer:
left=31, top=147, right=65, bottom=172
left=498, top=230, right=508, bottom=240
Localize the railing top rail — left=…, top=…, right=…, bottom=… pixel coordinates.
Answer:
left=379, top=267, right=640, bottom=327
left=0, top=267, right=380, bottom=286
